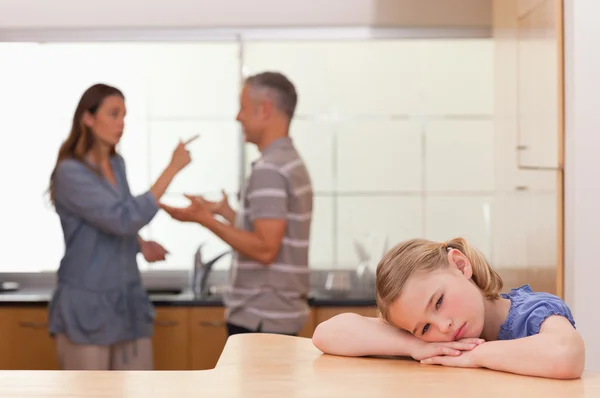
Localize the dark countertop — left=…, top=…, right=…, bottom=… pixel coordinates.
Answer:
left=0, top=288, right=376, bottom=308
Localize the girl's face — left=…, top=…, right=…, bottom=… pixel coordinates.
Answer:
left=388, top=250, right=486, bottom=342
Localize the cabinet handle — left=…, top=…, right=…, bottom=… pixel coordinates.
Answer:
left=154, top=320, right=179, bottom=327
left=199, top=320, right=226, bottom=328
left=19, top=321, right=48, bottom=329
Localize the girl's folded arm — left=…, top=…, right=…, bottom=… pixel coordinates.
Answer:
left=473, top=315, right=585, bottom=379
left=311, top=312, right=422, bottom=357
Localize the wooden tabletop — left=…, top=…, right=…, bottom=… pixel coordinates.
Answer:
left=0, top=334, right=598, bottom=397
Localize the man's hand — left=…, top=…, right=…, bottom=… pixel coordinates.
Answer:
left=191, top=190, right=236, bottom=225
left=201, top=190, right=231, bottom=214
left=160, top=194, right=214, bottom=226
left=139, top=240, right=169, bottom=263
left=410, top=338, right=485, bottom=361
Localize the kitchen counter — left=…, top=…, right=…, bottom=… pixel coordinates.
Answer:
left=0, top=334, right=597, bottom=397
left=0, top=287, right=376, bottom=308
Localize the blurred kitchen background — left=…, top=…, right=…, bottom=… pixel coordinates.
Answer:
left=0, top=0, right=563, bottom=370
left=0, top=0, right=561, bottom=291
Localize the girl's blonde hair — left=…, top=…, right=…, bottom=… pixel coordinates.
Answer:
left=375, top=237, right=503, bottom=325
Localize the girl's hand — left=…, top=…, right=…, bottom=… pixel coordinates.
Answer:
left=420, top=342, right=485, bottom=368
left=410, top=338, right=485, bottom=361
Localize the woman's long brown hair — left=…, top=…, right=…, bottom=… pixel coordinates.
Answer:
left=47, top=83, right=124, bottom=205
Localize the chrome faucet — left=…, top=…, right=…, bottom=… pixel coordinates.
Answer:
left=191, top=244, right=232, bottom=297
left=353, top=233, right=387, bottom=282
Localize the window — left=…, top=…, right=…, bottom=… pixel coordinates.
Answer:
left=0, top=41, right=241, bottom=272
left=0, top=33, right=556, bottom=274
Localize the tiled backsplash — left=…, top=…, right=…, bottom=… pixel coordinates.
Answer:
left=204, top=268, right=377, bottom=297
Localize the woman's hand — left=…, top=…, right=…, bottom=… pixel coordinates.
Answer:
left=150, top=135, right=198, bottom=202
left=140, top=240, right=169, bottom=263
left=169, top=135, right=198, bottom=172
left=410, top=338, right=485, bottom=361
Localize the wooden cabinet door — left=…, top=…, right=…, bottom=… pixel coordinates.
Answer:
left=152, top=307, right=190, bottom=370
left=297, top=309, right=315, bottom=338
left=190, top=307, right=227, bottom=370
left=0, top=309, right=10, bottom=369
left=0, top=307, right=58, bottom=370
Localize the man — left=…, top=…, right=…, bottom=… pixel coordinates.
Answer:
left=161, top=71, right=313, bottom=337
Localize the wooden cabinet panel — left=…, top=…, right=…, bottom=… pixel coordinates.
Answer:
left=190, top=307, right=228, bottom=370
left=297, top=309, right=315, bottom=338
left=152, top=307, right=189, bottom=370
left=0, top=309, right=9, bottom=369
left=0, top=307, right=58, bottom=370
left=0, top=304, right=376, bottom=370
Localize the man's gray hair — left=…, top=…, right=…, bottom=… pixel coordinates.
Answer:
left=245, top=71, right=298, bottom=120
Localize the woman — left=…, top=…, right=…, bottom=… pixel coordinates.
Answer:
left=47, top=83, right=194, bottom=370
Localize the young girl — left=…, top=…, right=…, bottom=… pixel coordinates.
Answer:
left=312, top=237, right=585, bottom=379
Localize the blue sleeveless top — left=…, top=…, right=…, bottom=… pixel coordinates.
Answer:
left=497, top=284, right=576, bottom=340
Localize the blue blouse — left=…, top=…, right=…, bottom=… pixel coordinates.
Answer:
left=48, top=155, right=159, bottom=346
left=497, top=284, right=575, bottom=340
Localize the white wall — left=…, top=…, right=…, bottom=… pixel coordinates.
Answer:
left=0, top=0, right=491, bottom=29
left=563, top=0, right=600, bottom=372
